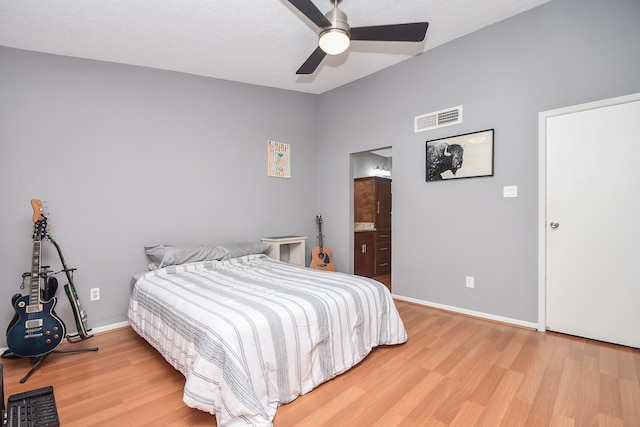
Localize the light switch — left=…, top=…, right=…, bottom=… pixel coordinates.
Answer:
left=503, top=186, right=518, bottom=198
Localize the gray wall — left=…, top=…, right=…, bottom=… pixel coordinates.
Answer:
left=316, top=0, right=640, bottom=323
left=1, top=0, right=639, bottom=349
left=0, top=48, right=318, bottom=347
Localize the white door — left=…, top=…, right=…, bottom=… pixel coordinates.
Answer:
left=544, top=96, right=640, bottom=348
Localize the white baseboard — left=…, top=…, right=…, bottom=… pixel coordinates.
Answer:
left=89, top=321, right=130, bottom=334
left=392, top=294, right=538, bottom=330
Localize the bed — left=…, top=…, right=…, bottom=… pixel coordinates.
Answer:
left=128, top=245, right=407, bottom=427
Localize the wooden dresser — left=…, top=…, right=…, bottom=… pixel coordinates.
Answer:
left=354, top=177, right=392, bottom=282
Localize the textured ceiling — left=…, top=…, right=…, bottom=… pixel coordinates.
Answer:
left=0, top=0, right=551, bottom=94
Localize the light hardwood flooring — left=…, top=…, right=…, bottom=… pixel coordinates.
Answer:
left=3, top=300, right=639, bottom=426
left=372, top=273, right=391, bottom=291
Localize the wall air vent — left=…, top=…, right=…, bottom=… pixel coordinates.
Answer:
left=414, top=105, right=463, bottom=133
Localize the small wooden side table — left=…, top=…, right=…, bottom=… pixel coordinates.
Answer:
left=260, top=236, right=307, bottom=266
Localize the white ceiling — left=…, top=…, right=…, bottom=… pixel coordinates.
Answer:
left=0, top=0, right=551, bottom=94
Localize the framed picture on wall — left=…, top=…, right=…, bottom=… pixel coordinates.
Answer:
left=267, top=140, right=291, bottom=178
left=425, top=129, right=494, bottom=181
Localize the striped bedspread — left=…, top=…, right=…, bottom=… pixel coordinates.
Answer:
left=127, top=254, right=407, bottom=427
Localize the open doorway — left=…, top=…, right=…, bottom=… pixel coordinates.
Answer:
left=351, top=147, right=392, bottom=290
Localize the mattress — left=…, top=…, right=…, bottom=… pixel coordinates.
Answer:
left=128, top=254, right=407, bottom=426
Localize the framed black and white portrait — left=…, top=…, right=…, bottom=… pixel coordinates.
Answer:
left=425, top=129, right=494, bottom=181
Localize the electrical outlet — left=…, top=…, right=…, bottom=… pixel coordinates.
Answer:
left=90, top=287, right=100, bottom=301
left=465, top=276, right=475, bottom=289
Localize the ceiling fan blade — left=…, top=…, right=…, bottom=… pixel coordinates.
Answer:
left=287, top=0, right=331, bottom=28
left=350, top=22, right=429, bottom=42
left=296, top=46, right=327, bottom=75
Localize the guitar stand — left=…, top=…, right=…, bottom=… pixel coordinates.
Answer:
left=19, top=344, right=99, bottom=384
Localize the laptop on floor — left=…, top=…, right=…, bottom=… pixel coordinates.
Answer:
left=1, top=364, right=60, bottom=427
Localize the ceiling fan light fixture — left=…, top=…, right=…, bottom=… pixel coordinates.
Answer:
left=319, top=28, right=350, bottom=55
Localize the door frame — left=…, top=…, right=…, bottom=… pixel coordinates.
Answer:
left=537, top=92, right=640, bottom=332
left=350, top=147, right=392, bottom=275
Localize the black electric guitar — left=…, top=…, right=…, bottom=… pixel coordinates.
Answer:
left=6, top=201, right=66, bottom=357
left=309, top=215, right=336, bottom=271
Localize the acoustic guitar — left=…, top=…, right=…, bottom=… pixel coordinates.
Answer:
left=6, top=200, right=66, bottom=358
left=310, top=215, right=336, bottom=271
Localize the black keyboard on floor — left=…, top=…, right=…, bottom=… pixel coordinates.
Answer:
left=5, top=386, right=60, bottom=427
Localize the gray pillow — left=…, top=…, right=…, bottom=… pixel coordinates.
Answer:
left=144, top=245, right=229, bottom=269
left=220, top=242, right=272, bottom=260
left=144, top=245, right=173, bottom=266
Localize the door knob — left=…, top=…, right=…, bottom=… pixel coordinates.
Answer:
left=550, top=221, right=559, bottom=229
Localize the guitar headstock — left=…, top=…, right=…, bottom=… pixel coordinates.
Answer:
left=31, top=199, right=49, bottom=241
left=31, top=199, right=46, bottom=222
left=316, top=215, right=323, bottom=226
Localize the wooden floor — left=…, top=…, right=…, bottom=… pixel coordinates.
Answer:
left=3, top=300, right=639, bottom=426
left=373, top=273, right=391, bottom=291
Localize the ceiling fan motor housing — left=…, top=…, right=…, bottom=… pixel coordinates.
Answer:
left=323, top=6, right=349, bottom=34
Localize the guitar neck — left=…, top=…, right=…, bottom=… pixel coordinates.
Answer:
left=317, top=225, right=324, bottom=250
left=29, top=240, right=42, bottom=307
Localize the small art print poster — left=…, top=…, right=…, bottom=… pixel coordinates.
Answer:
left=268, top=140, right=291, bottom=178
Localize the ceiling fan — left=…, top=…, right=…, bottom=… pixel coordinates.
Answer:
left=287, top=0, right=429, bottom=75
